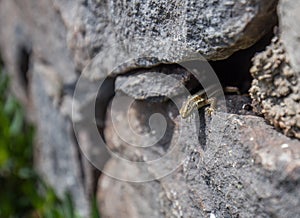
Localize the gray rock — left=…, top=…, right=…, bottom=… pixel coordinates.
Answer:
left=1, top=0, right=296, bottom=217
left=249, top=0, right=300, bottom=140
left=250, top=36, right=300, bottom=139
left=0, top=0, right=90, bottom=216
left=98, top=160, right=163, bottom=218
left=110, top=0, right=278, bottom=60
left=115, top=65, right=191, bottom=100
left=32, top=62, right=89, bottom=217
left=278, top=0, right=300, bottom=73
left=98, top=95, right=300, bottom=217
left=53, top=0, right=278, bottom=80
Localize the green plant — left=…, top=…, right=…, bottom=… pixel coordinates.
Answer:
left=0, top=68, right=100, bottom=218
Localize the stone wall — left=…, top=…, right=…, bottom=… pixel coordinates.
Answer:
left=0, top=0, right=299, bottom=217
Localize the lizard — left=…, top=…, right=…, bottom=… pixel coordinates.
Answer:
left=180, top=86, right=239, bottom=118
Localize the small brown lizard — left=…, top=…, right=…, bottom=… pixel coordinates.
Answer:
left=180, top=86, right=239, bottom=118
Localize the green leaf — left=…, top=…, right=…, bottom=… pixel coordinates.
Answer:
left=91, top=197, right=101, bottom=218
left=4, top=95, right=17, bottom=115
left=9, top=108, right=24, bottom=135
left=18, top=167, right=34, bottom=179
left=0, top=66, right=92, bottom=218
left=0, top=146, right=9, bottom=167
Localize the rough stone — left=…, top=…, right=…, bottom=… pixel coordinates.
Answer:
left=98, top=95, right=300, bottom=217
left=248, top=0, right=300, bottom=140
left=0, top=0, right=91, bottom=216
left=52, top=0, right=278, bottom=80
left=250, top=36, right=300, bottom=139
left=278, top=0, right=300, bottom=73
left=115, top=65, right=191, bottom=100
left=31, top=62, right=89, bottom=217
left=110, top=0, right=278, bottom=60
left=0, top=0, right=297, bottom=217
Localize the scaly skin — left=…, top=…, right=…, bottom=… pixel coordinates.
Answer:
left=180, top=88, right=217, bottom=118
left=180, top=86, right=239, bottom=118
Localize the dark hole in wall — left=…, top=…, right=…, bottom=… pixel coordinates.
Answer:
left=210, top=29, right=275, bottom=94
left=17, top=45, right=31, bottom=94
left=95, top=77, right=116, bottom=136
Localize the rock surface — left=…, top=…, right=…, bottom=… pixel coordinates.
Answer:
left=115, top=64, right=191, bottom=100
left=278, top=0, right=300, bottom=73
left=0, top=0, right=298, bottom=217
left=110, top=0, right=278, bottom=60
left=248, top=0, right=300, bottom=139
left=250, top=36, right=300, bottom=139
left=0, top=0, right=90, bottom=216
left=52, top=0, right=278, bottom=81
left=32, top=62, right=89, bottom=215
left=250, top=0, right=300, bottom=139
left=98, top=95, right=300, bottom=217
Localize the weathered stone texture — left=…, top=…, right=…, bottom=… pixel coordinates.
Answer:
left=278, top=0, right=300, bottom=73
left=109, top=0, right=278, bottom=60
left=32, top=62, right=89, bottom=216
left=249, top=0, right=300, bottom=140
left=0, top=0, right=298, bottom=217
left=0, top=0, right=89, bottom=216
left=250, top=36, right=300, bottom=139
left=115, top=64, right=191, bottom=100
left=98, top=95, right=300, bottom=217
left=51, top=0, right=278, bottom=79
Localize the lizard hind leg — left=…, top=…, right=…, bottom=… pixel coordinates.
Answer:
left=201, top=97, right=217, bottom=115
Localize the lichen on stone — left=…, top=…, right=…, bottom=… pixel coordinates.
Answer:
left=250, top=35, right=300, bottom=139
